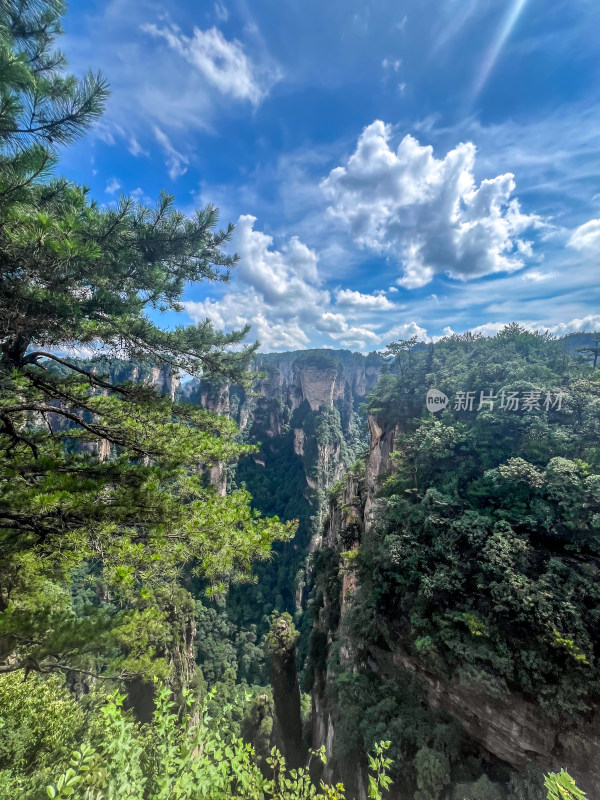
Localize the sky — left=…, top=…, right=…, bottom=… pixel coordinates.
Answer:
left=59, top=0, right=600, bottom=352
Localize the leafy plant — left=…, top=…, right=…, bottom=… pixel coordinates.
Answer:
left=544, top=771, right=587, bottom=800
left=46, top=685, right=393, bottom=800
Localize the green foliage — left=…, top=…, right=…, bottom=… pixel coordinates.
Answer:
left=0, top=0, right=108, bottom=151
left=0, top=671, right=86, bottom=798
left=453, top=774, right=504, bottom=800
left=294, top=351, right=343, bottom=375
left=0, top=0, right=294, bottom=683
left=367, top=741, right=393, bottom=800
left=544, top=771, right=587, bottom=800
left=354, top=327, right=600, bottom=718
left=508, top=765, right=546, bottom=800
left=311, top=328, right=599, bottom=798
left=45, top=684, right=393, bottom=800
left=414, top=745, right=451, bottom=800
left=46, top=746, right=96, bottom=800
left=266, top=612, right=300, bottom=659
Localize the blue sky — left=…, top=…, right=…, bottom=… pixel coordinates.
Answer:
left=59, top=0, right=600, bottom=351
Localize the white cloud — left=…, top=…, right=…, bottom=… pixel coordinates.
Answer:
left=184, top=216, right=331, bottom=350
left=470, top=321, right=511, bottom=337
left=141, top=23, right=277, bottom=106
left=128, top=137, right=147, bottom=157
left=441, top=317, right=600, bottom=339
left=105, top=177, right=121, bottom=194
left=381, top=321, right=428, bottom=342
left=154, top=126, right=189, bottom=180
left=336, top=289, right=396, bottom=310
left=317, top=312, right=381, bottom=348
left=546, top=315, right=600, bottom=335
left=522, top=270, right=554, bottom=282
left=183, top=216, right=426, bottom=351
left=214, top=1, right=228, bottom=22
left=231, top=215, right=325, bottom=305
left=185, top=292, right=312, bottom=350
left=61, top=3, right=280, bottom=174
left=321, top=120, right=543, bottom=289
left=568, top=219, right=600, bottom=251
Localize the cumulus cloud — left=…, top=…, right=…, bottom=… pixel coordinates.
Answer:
left=182, top=216, right=424, bottom=351
left=185, top=291, right=312, bottom=350
left=546, top=315, right=600, bottom=335
left=321, top=120, right=543, bottom=289
left=141, top=22, right=277, bottom=105
left=382, top=321, right=428, bottom=342
left=442, top=317, right=600, bottom=340
left=568, top=219, right=600, bottom=251
left=336, top=289, right=396, bottom=310
left=182, top=211, right=600, bottom=353
left=231, top=215, right=326, bottom=306
left=184, top=216, right=331, bottom=350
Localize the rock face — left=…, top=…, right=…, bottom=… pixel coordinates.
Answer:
left=368, top=644, right=600, bottom=792
left=267, top=614, right=306, bottom=770
left=299, top=366, right=343, bottom=411
left=246, top=350, right=382, bottom=438
left=186, top=348, right=383, bottom=507
left=310, top=410, right=600, bottom=798
left=149, top=365, right=180, bottom=401
left=180, top=350, right=384, bottom=632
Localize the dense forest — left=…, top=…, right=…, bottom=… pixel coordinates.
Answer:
left=307, top=328, right=600, bottom=799
left=0, top=2, right=596, bottom=800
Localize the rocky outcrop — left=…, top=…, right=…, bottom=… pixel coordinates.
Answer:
left=267, top=614, right=306, bottom=770
left=149, top=365, right=180, bottom=401
left=293, top=428, right=305, bottom=456
left=250, top=352, right=381, bottom=438
left=364, top=415, right=400, bottom=531
left=299, top=366, right=343, bottom=411
left=368, top=644, right=600, bottom=793
left=188, top=349, right=383, bottom=530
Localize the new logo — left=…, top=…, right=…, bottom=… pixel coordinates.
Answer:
left=426, top=388, right=448, bottom=413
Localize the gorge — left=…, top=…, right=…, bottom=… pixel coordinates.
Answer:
left=176, top=332, right=600, bottom=800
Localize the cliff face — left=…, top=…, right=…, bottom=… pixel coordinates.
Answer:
left=185, top=349, right=383, bottom=538
left=310, top=412, right=600, bottom=799
left=243, top=350, right=382, bottom=437
left=182, top=350, right=383, bottom=655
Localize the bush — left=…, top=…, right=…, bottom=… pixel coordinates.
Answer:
left=0, top=672, right=86, bottom=798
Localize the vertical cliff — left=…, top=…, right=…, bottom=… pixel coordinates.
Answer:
left=180, top=350, right=383, bottom=685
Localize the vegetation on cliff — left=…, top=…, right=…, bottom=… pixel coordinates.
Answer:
left=309, top=327, right=600, bottom=798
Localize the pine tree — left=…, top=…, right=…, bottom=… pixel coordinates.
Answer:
left=0, top=0, right=295, bottom=683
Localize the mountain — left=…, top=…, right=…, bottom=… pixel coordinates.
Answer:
left=61, top=334, right=600, bottom=798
